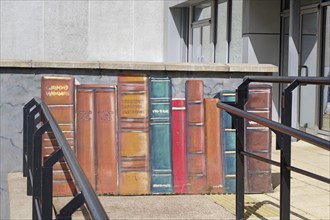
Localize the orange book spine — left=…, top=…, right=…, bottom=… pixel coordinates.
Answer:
left=76, top=86, right=96, bottom=189
left=186, top=80, right=207, bottom=194
left=118, top=75, right=150, bottom=195
left=41, top=76, right=76, bottom=196
left=76, top=85, right=118, bottom=195
left=95, top=87, right=118, bottom=194
left=204, top=98, right=224, bottom=193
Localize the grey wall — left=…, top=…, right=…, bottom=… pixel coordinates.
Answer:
left=230, top=0, right=244, bottom=63
left=241, top=0, right=281, bottom=122
left=242, top=0, right=281, bottom=65
left=0, top=1, right=165, bottom=62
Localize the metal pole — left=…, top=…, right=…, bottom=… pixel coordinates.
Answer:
left=279, top=80, right=299, bottom=220
left=27, top=105, right=41, bottom=196
left=41, top=166, right=53, bottom=219
left=42, top=148, right=64, bottom=220
left=32, top=122, right=49, bottom=220
left=23, top=106, right=29, bottom=177
left=235, top=80, right=249, bottom=220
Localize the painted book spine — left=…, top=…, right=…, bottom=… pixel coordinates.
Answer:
left=76, top=85, right=118, bottom=195
left=186, top=80, right=207, bottom=194
left=245, top=84, right=272, bottom=193
left=172, top=98, right=187, bottom=194
left=149, top=77, right=173, bottom=193
left=41, top=76, right=76, bottom=196
left=204, top=98, right=224, bottom=193
left=76, top=86, right=95, bottom=190
left=220, top=91, right=236, bottom=193
left=118, top=75, right=150, bottom=195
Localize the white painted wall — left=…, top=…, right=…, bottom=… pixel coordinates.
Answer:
left=0, top=1, right=165, bottom=62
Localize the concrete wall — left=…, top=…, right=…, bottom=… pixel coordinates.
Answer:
left=242, top=0, right=281, bottom=121
left=242, top=0, right=281, bottom=65
left=230, top=0, right=244, bottom=63
left=0, top=1, right=165, bottom=62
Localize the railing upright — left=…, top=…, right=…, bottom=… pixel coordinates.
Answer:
left=279, top=79, right=299, bottom=219
left=26, top=104, right=41, bottom=196
left=235, top=80, right=250, bottom=220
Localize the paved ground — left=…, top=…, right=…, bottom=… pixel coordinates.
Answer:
left=8, top=137, right=329, bottom=219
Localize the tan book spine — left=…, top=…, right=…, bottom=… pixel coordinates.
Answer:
left=118, top=75, right=150, bottom=195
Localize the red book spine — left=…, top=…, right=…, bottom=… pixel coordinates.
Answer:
left=186, top=80, right=207, bottom=194
left=172, top=98, right=187, bottom=194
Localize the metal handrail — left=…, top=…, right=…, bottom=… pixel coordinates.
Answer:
left=23, top=97, right=109, bottom=220
left=217, top=102, right=330, bottom=150
left=218, top=76, right=330, bottom=220
left=243, top=76, right=330, bottom=85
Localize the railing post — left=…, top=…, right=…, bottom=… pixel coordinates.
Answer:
left=42, top=149, right=64, bottom=220
left=32, top=122, right=50, bottom=220
left=23, top=105, right=29, bottom=177
left=27, top=105, right=41, bottom=196
left=23, top=100, right=38, bottom=178
left=279, top=80, right=299, bottom=220
left=235, top=79, right=250, bottom=220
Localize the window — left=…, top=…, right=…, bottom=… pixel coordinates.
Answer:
left=188, top=0, right=231, bottom=63
left=191, top=1, right=213, bottom=63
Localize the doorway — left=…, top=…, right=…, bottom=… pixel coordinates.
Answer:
left=298, top=9, right=319, bottom=131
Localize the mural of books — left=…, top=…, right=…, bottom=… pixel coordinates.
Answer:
left=41, top=76, right=272, bottom=196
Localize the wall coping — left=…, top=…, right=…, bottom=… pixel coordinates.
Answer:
left=0, top=60, right=278, bottom=73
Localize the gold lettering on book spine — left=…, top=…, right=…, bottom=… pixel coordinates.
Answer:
left=45, top=85, right=70, bottom=96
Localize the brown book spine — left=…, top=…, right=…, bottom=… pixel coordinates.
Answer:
left=76, top=86, right=95, bottom=189
left=76, top=85, right=118, bottom=195
left=186, top=80, right=207, bottom=194
left=245, top=84, right=273, bottom=193
left=204, top=98, right=224, bottom=193
left=41, top=76, right=76, bottom=196
left=118, top=75, right=150, bottom=195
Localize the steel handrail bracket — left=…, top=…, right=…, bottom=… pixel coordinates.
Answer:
left=23, top=97, right=109, bottom=220
left=217, top=76, right=330, bottom=220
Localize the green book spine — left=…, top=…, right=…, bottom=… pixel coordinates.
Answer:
left=220, top=91, right=236, bottom=193
left=149, top=77, right=173, bottom=193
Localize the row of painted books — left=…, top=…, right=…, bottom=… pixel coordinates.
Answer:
left=41, top=75, right=273, bottom=196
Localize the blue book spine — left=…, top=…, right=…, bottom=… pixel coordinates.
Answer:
left=220, top=91, right=236, bottom=193
left=149, top=77, right=173, bottom=193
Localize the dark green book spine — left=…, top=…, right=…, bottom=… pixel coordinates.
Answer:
left=220, top=91, right=236, bottom=193
left=149, top=77, right=173, bottom=193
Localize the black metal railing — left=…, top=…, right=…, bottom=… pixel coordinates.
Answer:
left=217, top=76, right=330, bottom=220
left=23, top=97, right=109, bottom=220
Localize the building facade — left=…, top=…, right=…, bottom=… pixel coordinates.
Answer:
left=0, top=0, right=329, bottom=219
